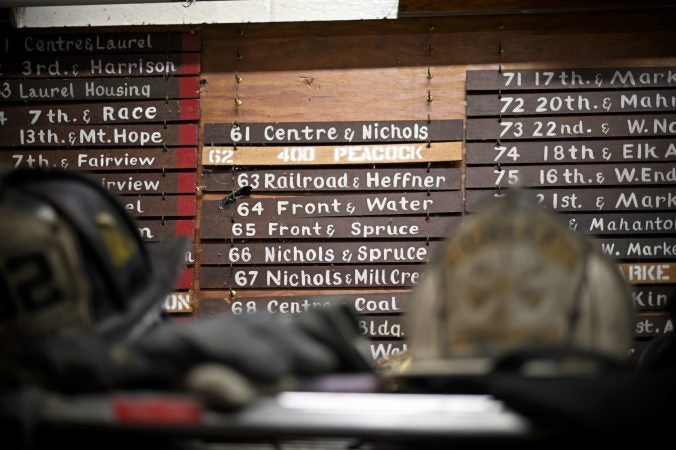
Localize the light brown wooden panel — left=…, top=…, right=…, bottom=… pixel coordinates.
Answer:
left=201, top=66, right=467, bottom=123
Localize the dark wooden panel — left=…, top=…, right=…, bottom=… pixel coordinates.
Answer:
left=635, top=312, right=674, bottom=337
left=135, top=219, right=195, bottom=241
left=0, top=147, right=197, bottom=171
left=0, top=31, right=200, bottom=54
left=119, top=194, right=196, bottom=218
left=200, top=264, right=424, bottom=289
left=466, top=114, right=676, bottom=140
left=1, top=53, right=199, bottom=78
left=92, top=172, right=196, bottom=194
left=200, top=241, right=442, bottom=265
left=466, top=187, right=676, bottom=212
left=0, top=123, right=197, bottom=147
left=467, top=67, right=676, bottom=91
left=203, top=30, right=497, bottom=72
left=0, top=77, right=200, bottom=102
left=147, top=241, right=195, bottom=267
left=596, top=238, right=676, bottom=261
left=197, top=291, right=410, bottom=316
left=204, top=120, right=463, bottom=145
left=467, top=90, right=676, bottom=116
left=203, top=191, right=462, bottom=219
left=202, top=167, right=460, bottom=192
left=563, top=212, right=676, bottom=235
left=399, top=0, right=676, bottom=17
left=466, top=139, right=676, bottom=165
left=0, top=100, right=199, bottom=127
left=357, top=316, right=405, bottom=339
left=632, top=286, right=675, bottom=311
left=200, top=215, right=459, bottom=239
left=466, top=163, right=676, bottom=188
left=209, top=309, right=676, bottom=339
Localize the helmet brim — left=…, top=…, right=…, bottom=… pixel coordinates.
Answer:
left=97, top=236, right=189, bottom=342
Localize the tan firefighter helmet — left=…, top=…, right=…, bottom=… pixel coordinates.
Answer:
left=406, top=189, right=635, bottom=374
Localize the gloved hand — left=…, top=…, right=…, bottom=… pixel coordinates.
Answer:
left=1, top=304, right=373, bottom=410
left=115, top=304, right=373, bottom=408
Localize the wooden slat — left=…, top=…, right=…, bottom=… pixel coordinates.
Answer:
left=92, top=172, right=196, bottom=194
left=369, top=340, right=408, bottom=360
left=466, top=187, right=676, bottom=212
left=0, top=31, right=200, bottom=54
left=562, top=212, right=676, bottom=235
left=197, top=291, right=411, bottom=316
left=0, top=77, right=200, bottom=102
left=199, top=264, right=424, bottom=289
left=466, top=114, right=676, bottom=141
left=202, top=142, right=462, bottom=166
left=467, top=67, right=676, bottom=91
left=634, top=312, right=674, bottom=337
left=466, top=139, right=676, bottom=165
left=118, top=194, right=196, bottom=218
left=201, top=11, right=675, bottom=41
left=466, top=163, right=676, bottom=188
left=202, top=167, right=460, bottom=192
left=200, top=215, right=459, bottom=240
left=596, top=238, right=676, bottom=261
left=1, top=53, right=199, bottom=78
left=0, top=147, right=197, bottom=171
left=135, top=219, right=195, bottom=241
left=467, top=90, right=676, bottom=117
left=202, top=32, right=497, bottom=72
left=398, top=0, right=676, bottom=17
left=202, top=191, right=462, bottom=218
left=620, top=263, right=676, bottom=284
left=0, top=123, right=197, bottom=147
left=632, top=286, right=675, bottom=311
left=200, top=241, right=442, bottom=265
left=0, top=100, right=199, bottom=127
left=163, top=292, right=194, bottom=314
left=203, top=120, right=463, bottom=145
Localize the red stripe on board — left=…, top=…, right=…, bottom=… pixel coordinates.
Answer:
left=180, top=53, right=201, bottom=74
left=181, top=32, right=201, bottom=52
left=175, top=267, right=194, bottom=290
left=177, top=172, right=196, bottom=193
left=175, top=147, right=197, bottom=168
left=178, top=124, right=198, bottom=145
left=179, top=99, right=200, bottom=121
left=179, top=77, right=200, bottom=99
left=176, top=195, right=196, bottom=216
left=175, top=219, right=195, bottom=238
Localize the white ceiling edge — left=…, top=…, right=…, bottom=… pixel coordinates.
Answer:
left=13, top=0, right=400, bottom=27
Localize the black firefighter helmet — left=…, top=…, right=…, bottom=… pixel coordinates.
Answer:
left=0, top=168, right=187, bottom=343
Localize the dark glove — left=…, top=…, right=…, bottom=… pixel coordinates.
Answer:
left=1, top=305, right=373, bottom=410
left=0, top=332, right=119, bottom=393
left=122, top=310, right=341, bottom=386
